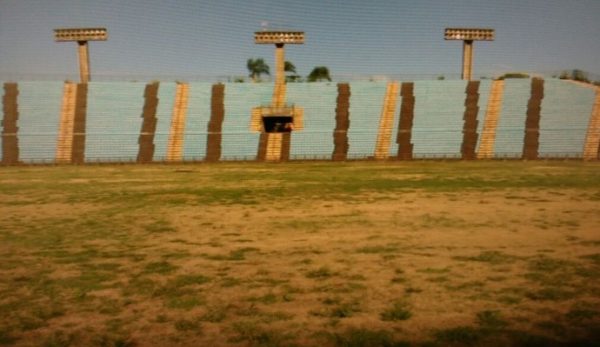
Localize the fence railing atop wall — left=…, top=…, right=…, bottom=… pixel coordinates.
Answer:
left=2, top=70, right=598, bottom=83
left=1, top=78, right=599, bottom=165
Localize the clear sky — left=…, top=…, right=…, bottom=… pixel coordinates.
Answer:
left=1, top=0, right=599, bottom=81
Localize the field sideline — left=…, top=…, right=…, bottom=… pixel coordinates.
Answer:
left=1, top=161, right=599, bottom=346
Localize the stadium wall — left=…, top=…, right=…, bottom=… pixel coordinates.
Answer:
left=1, top=79, right=599, bottom=164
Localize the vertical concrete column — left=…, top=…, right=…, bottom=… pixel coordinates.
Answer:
left=2, top=83, right=19, bottom=164
left=206, top=84, right=225, bottom=162
left=71, top=83, right=88, bottom=164
left=137, top=82, right=160, bottom=163
left=56, top=82, right=78, bottom=163
left=396, top=82, right=415, bottom=160
left=522, top=78, right=544, bottom=160
left=166, top=82, right=190, bottom=162
left=583, top=88, right=600, bottom=160
left=462, top=40, right=474, bottom=81
left=273, top=43, right=286, bottom=108
left=477, top=80, right=505, bottom=159
left=332, top=83, right=351, bottom=161
left=374, top=82, right=400, bottom=159
left=77, top=41, right=90, bottom=84
left=461, top=81, right=480, bottom=160
left=280, top=132, right=291, bottom=161
left=257, top=132, right=268, bottom=161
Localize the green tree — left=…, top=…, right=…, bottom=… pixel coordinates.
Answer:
left=571, top=69, right=589, bottom=83
left=285, top=61, right=301, bottom=82
left=307, top=66, right=332, bottom=82
left=247, top=58, right=270, bottom=82
left=496, top=72, right=529, bottom=80
left=284, top=61, right=296, bottom=74
left=558, top=69, right=590, bottom=83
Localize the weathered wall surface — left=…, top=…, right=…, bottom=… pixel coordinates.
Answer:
left=288, top=83, right=338, bottom=159
left=539, top=80, right=595, bottom=157
left=1, top=79, right=597, bottom=164
left=494, top=79, right=530, bottom=157
left=12, top=82, right=63, bottom=162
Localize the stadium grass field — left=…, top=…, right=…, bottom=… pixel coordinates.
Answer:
left=1, top=161, right=599, bottom=346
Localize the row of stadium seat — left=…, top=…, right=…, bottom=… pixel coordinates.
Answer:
left=3, top=79, right=596, bottom=162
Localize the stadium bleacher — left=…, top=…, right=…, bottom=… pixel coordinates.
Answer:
left=2, top=78, right=598, bottom=163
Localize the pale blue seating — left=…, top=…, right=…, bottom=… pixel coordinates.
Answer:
left=347, top=82, right=387, bottom=158
left=181, top=83, right=212, bottom=160
left=494, top=79, right=530, bottom=157
left=15, top=82, right=63, bottom=162
left=221, top=83, right=272, bottom=159
left=153, top=82, right=176, bottom=162
left=411, top=80, right=467, bottom=158
left=538, top=80, right=595, bottom=157
left=287, top=82, right=338, bottom=159
left=85, top=82, right=146, bottom=162
left=5, top=79, right=598, bottom=162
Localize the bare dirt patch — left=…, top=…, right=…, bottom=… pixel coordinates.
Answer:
left=1, top=163, right=599, bottom=346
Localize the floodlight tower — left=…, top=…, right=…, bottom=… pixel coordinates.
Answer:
left=254, top=30, right=304, bottom=108
left=444, top=28, right=494, bottom=81
left=54, top=28, right=108, bottom=83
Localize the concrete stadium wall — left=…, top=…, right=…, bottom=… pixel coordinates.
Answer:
left=85, top=82, right=146, bottom=162
left=14, top=82, right=63, bottom=162
left=181, top=83, right=212, bottom=160
left=346, top=82, right=387, bottom=159
left=539, top=80, right=595, bottom=157
left=222, top=83, right=271, bottom=160
left=287, top=83, right=338, bottom=159
left=411, top=80, right=467, bottom=157
left=494, top=79, right=530, bottom=157
left=474, top=80, right=492, bottom=154
left=1, top=79, right=598, bottom=164
left=153, top=83, right=176, bottom=161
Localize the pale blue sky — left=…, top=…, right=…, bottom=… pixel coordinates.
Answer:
left=0, top=0, right=599, bottom=81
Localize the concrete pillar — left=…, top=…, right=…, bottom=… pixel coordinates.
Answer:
left=166, top=83, right=189, bottom=162
left=77, top=41, right=90, bottom=83
left=374, top=82, right=400, bottom=159
left=522, top=78, right=544, bottom=160
left=462, top=40, right=473, bottom=81
left=206, top=84, right=225, bottom=162
left=71, top=83, right=88, bottom=164
left=273, top=43, right=286, bottom=108
left=461, top=81, right=480, bottom=160
left=2, top=83, right=19, bottom=165
left=583, top=89, right=600, bottom=160
left=332, top=83, right=351, bottom=161
left=137, top=82, right=160, bottom=163
left=56, top=82, right=78, bottom=163
left=477, top=80, right=505, bottom=159
left=397, top=82, right=415, bottom=160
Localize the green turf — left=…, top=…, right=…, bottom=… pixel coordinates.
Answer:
left=0, top=161, right=598, bottom=346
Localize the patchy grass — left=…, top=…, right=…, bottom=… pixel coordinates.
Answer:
left=434, top=326, right=484, bottom=345
left=477, top=310, right=508, bottom=331
left=229, top=320, right=294, bottom=345
left=0, top=162, right=599, bottom=345
left=324, top=328, right=410, bottom=347
left=306, top=267, right=335, bottom=280
left=380, top=301, right=412, bottom=321
left=453, top=250, right=519, bottom=265
left=143, top=261, right=178, bottom=274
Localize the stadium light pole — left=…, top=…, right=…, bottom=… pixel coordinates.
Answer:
left=254, top=31, right=304, bottom=108
left=444, top=28, right=494, bottom=81
left=54, top=28, right=108, bottom=83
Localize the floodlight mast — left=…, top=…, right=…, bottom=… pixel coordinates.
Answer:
left=255, top=31, right=304, bottom=108
left=54, top=28, right=108, bottom=83
left=444, top=28, right=494, bottom=81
